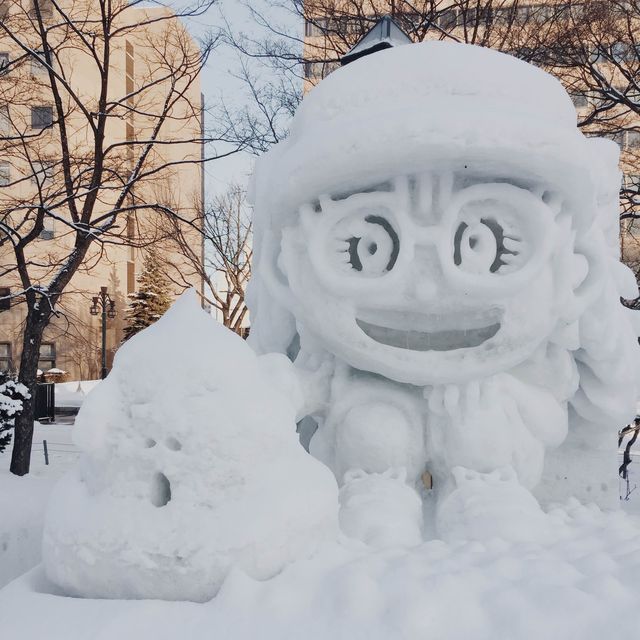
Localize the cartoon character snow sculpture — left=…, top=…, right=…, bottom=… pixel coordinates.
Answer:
left=248, top=42, right=640, bottom=543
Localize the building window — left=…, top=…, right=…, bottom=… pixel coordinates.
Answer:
left=31, top=159, right=55, bottom=186
left=625, top=175, right=640, bottom=189
left=626, top=131, right=640, bottom=148
left=0, top=1, right=9, bottom=20
left=38, top=342, right=56, bottom=372
left=31, top=50, right=48, bottom=76
left=30, top=0, right=53, bottom=15
left=304, top=18, right=328, bottom=37
left=39, top=216, right=54, bottom=240
left=438, top=9, right=458, bottom=30
left=0, top=343, right=11, bottom=372
left=0, top=52, right=8, bottom=74
left=0, top=287, right=10, bottom=311
left=303, top=60, right=340, bottom=80
left=127, top=261, right=136, bottom=294
left=0, top=105, right=9, bottom=135
left=571, top=93, right=588, bottom=109
left=0, top=161, right=9, bottom=187
left=126, top=214, right=135, bottom=239
left=31, top=106, right=53, bottom=129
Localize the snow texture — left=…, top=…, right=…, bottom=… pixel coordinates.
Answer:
left=4, top=501, right=640, bottom=640
left=248, top=40, right=640, bottom=545
left=42, top=291, right=339, bottom=602
left=0, top=471, right=52, bottom=588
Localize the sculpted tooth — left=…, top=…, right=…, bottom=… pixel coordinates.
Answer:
left=428, top=386, right=445, bottom=415
left=444, top=384, right=460, bottom=415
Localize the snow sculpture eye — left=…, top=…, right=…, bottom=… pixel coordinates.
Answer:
left=453, top=218, right=521, bottom=274
left=335, top=213, right=400, bottom=276
left=441, top=183, right=554, bottom=296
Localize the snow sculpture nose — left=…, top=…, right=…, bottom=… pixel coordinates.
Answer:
left=409, top=246, right=439, bottom=303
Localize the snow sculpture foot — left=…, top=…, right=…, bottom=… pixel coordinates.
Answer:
left=339, top=468, right=422, bottom=548
left=436, top=466, right=552, bottom=544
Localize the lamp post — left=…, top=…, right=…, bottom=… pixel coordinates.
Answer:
left=89, top=286, right=117, bottom=379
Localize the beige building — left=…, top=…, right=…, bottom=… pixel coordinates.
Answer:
left=0, top=0, right=204, bottom=380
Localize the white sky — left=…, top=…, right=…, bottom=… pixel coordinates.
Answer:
left=182, top=0, right=303, bottom=199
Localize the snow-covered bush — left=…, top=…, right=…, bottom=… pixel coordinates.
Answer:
left=0, top=372, right=29, bottom=453
left=43, top=290, right=339, bottom=601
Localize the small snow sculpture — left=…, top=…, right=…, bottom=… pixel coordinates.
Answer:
left=43, top=291, right=339, bottom=601
left=248, top=42, right=640, bottom=542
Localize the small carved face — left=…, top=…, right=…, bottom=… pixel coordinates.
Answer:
left=280, top=172, right=565, bottom=385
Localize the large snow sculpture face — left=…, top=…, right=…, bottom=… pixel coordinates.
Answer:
left=280, top=171, right=562, bottom=385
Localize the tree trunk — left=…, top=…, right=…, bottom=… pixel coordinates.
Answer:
left=10, top=312, right=47, bottom=476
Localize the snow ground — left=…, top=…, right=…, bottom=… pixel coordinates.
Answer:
left=2, top=422, right=640, bottom=639
left=1, top=439, right=640, bottom=638
left=0, top=422, right=78, bottom=588
left=2, top=500, right=640, bottom=640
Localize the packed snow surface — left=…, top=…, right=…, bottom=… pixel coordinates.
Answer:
left=0, top=423, right=78, bottom=588
left=42, top=291, right=339, bottom=602
left=3, top=501, right=640, bottom=640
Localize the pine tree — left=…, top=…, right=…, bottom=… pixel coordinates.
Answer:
left=0, top=372, right=29, bottom=454
left=122, top=250, right=172, bottom=342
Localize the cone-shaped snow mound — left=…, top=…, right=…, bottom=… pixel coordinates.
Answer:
left=42, top=290, right=339, bottom=602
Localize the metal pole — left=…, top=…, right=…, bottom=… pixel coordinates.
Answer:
left=43, top=439, right=49, bottom=466
left=101, top=289, right=107, bottom=379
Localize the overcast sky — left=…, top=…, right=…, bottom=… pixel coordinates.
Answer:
left=182, top=0, right=303, bottom=199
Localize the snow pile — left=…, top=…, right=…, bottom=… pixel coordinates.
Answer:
left=3, top=502, right=640, bottom=640
left=0, top=472, right=53, bottom=588
left=248, top=40, right=640, bottom=545
left=55, top=380, right=100, bottom=409
left=42, top=290, right=339, bottom=602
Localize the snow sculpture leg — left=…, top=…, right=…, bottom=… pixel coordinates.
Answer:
left=247, top=41, right=640, bottom=542
left=309, top=371, right=425, bottom=547
left=43, top=292, right=339, bottom=601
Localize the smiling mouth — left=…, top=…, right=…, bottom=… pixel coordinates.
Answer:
left=355, top=310, right=501, bottom=352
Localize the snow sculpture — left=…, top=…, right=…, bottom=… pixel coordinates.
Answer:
left=43, top=291, right=339, bottom=601
left=248, top=42, right=640, bottom=542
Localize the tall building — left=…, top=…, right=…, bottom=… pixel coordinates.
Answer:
left=0, top=0, right=204, bottom=380
left=301, top=2, right=640, bottom=268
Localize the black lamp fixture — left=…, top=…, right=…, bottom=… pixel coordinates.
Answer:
left=89, top=286, right=117, bottom=378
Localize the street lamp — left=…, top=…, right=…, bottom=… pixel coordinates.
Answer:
left=89, top=286, right=117, bottom=379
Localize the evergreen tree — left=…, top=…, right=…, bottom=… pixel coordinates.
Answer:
left=0, top=372, right=29, bottom=454
left=122, top=250, right=172, bottom=342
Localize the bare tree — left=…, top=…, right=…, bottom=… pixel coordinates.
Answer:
left=216, top=1, right=540, bottom=150
left=164, top=184, right=252, bottom=335
left=0, top=0, right=234, bottom=475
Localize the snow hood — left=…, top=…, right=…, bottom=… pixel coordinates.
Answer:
left=253, top=41, right=608, bottom=224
